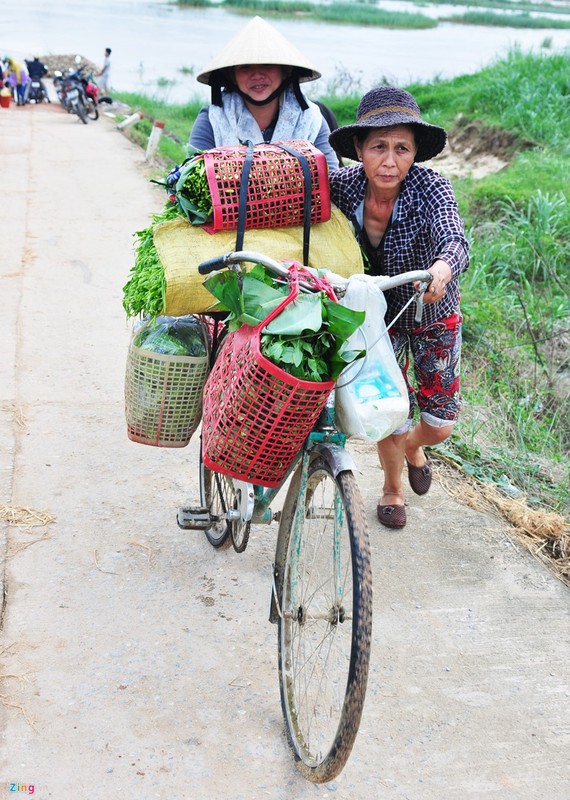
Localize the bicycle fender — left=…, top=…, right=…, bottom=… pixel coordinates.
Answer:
left=311, top=443, right=358, bottom=477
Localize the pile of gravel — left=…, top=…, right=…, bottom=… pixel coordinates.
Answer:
left=39, top=54, right=99, bottom=78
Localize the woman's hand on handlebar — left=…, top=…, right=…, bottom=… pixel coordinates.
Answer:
left=415, top=259, right=452, bottom=305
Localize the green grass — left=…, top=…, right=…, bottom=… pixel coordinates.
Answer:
left=113, top=91, right=204, bottom=166
left=180, top=0, right=437, bottom=28
left=408, top=49, right=570, bottom=144
left=400, top=0, right=570, bottom=12
left=446, top=10, right=570, bottom=27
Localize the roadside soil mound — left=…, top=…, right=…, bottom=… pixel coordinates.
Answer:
left=432, top=115, right=535, bottom=179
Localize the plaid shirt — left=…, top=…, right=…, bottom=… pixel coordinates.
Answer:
left=329, top=163, right=469, bottom=330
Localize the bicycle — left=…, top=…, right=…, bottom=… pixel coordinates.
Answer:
left=178, top=250, right=432, bottom=783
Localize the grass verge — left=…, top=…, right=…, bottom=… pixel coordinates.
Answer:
left=179, top=0, right=437, bottom=28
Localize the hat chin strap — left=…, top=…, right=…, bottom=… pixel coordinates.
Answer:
left=210, top=71, right=309, bottom=110
left=235, top=76, right=291, bottom=107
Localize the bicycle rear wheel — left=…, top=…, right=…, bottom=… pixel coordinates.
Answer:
left=199, top=441, right=251, bottom=551
left=276, top=456, right=372, bottom=783
left=199, top=445, right=233, bottom=550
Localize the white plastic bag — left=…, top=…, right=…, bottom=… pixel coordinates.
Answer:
left=335, top=275, right=409, bottom=441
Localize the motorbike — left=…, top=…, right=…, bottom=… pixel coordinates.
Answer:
left=57, top=56, right=114, bottom=120
left=81, top=68, right=114, bottom=115
left=24, top=59, right=51, bottom=104
left=26, top=78, right=51, bottom=104
left=53, top=67, right=90, bottom=124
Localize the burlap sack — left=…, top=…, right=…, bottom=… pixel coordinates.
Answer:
left=153, top=205, right=364, bottom=316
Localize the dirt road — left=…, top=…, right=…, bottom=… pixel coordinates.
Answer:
left=1, top=100, right=569, bottom=800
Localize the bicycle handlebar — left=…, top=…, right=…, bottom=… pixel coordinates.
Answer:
left=198, top=254, right=234, bottom=275
left=197, top=250, right=433, bottom=292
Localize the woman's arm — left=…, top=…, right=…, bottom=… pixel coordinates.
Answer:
left=426, top=176, right=470, bottom=281
left=189, top=107, right=216, bottom=151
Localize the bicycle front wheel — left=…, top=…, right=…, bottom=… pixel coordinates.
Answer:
left=277, top=456, right=372, bottom=783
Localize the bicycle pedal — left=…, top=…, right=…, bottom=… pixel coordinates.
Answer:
left=177, top=506, right=211, bottom=530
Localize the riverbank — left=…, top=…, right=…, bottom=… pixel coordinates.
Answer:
left=178, top=0, right=570, bottom=28
left=6, top=1, right=570, bottom=104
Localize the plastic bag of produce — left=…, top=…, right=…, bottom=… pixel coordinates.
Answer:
left=133, top=314, right=209, bottom=357
left=335, top=277, right=409, bottom=442
left=125, top=315, right=210, bottom=448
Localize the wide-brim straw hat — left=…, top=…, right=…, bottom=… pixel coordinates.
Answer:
left=196, top=16, right=321, bottom=85
left=329, top=86, right=447, bottom=162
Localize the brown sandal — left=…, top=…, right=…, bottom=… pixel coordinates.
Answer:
left=405, top=457, right=432, bottom=496
left=377, top=503, right=406, bottom=529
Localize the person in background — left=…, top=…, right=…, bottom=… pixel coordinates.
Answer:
left=98, top=47, right=112, bottom=94
left=329, top=86, right=470, bottom=529
left=189, top=16, right=339, bottom=172
left=5, top=57, right=28, bottom=105
left=24, top=56, right=49, bottom=103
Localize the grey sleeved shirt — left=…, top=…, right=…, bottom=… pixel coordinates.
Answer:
left=189, top=107, right=340, bottom=172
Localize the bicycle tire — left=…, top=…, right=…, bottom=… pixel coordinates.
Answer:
left=199, top=442, right=233, bottom=550
left=230, top=501, right=251, bottom=554
left=276, top=456, right=372, bottom=783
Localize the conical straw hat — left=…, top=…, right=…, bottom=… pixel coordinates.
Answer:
left=196, top=16, right=321, bottom=85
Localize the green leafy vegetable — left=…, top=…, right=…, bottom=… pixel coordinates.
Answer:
left=174, top=156, right=213, bottom=225
left=122, top=204, right=180, bottom=319
left=204, top=263, right=365, bottom=382
left=134, top=315, right=208, bottom=357
left=123, top=152, right=215, bottom=319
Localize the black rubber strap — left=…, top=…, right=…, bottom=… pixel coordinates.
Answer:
left=235, top=141, right=312, bottom=263
left=275, top=143, right=312, bottom=264
left=235, top=140, right=255, bottom=252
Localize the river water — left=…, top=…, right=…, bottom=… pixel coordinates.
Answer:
left=4, top=0, right=570, bottom=103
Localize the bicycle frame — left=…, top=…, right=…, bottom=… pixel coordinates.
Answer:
left=260, top=400, right=357, bottom=624
left=246, top=401, right=351, bottom=523
left=178, top=249, right=432, bottom=782
left=179, top=251, right=432, bottom=537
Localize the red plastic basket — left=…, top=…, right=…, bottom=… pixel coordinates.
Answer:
left=202, top=140, right=330, bottom=233
left=201, top=264, right=335, bottom=487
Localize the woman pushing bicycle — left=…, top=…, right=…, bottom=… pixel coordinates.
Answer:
left=329, top=86, right=470, bottom=529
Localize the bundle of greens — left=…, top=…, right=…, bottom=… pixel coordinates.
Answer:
left=204, top=264, right=365, bottom=383
left=123, top=153, right=213, bottom=319
left=127, top=315, right=209, bottom=445
left=172, top=154, right=213, bottom=225
left=122, top=204, right=179, bottom=319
